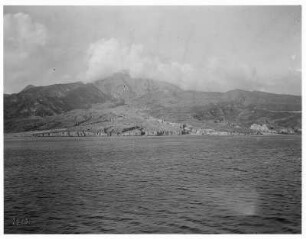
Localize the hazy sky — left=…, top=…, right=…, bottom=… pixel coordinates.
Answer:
left=4, top=6, right=301, bottom=95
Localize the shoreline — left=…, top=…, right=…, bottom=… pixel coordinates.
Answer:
left=4, top=132, right=301, bottom=139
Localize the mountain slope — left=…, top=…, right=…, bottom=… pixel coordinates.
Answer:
left=4, top=72, right=301, bottom=134
left=222, top=89, right=301, bottom=111
left=93, top=71, right=182, bottom=103
left=4, top=82, right=112, bottom=119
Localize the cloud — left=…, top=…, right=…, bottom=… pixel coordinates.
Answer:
left=4, top=12, right=47, bottom=61
left=85, top=38, right=264, bottom=92
left=200, top=57, right=263, bottom=92
left=4, top=12, right=48, bottom=93
left=85, top=38, right=196, bottom=89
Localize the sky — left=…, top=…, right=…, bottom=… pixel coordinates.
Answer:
left=3, top=6, right=302, bottom=95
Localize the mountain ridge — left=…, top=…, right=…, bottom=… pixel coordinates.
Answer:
left=4, top=72, right=301, bottom=135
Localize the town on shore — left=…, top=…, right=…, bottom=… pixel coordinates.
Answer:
left=29, top=121, right=300, bottom=138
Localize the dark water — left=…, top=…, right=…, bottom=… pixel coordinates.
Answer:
left=4, top=135, right=301, bottom=233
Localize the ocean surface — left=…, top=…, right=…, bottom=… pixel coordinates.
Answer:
left=4, top=135, right=301, bottom=233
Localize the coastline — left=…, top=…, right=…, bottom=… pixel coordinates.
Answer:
left=4, top=130, right=301, bottom=138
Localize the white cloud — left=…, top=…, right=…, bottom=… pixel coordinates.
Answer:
left=4, top=12, right=49, bottom=93
left=200, top=57, right=262, bottom=92
left=85, top=38, right=264, bottom=92
left=4, top=12, right=47, bottom=60
left=85, top=38, right=196, bottom=89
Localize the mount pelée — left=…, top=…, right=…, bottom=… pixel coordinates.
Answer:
left=4, top=72, right=301, bottom=136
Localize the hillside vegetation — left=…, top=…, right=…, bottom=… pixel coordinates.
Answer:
left=4, top=72, right=301, bottom=136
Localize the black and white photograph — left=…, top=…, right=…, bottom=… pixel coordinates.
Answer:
left=2, top=1, right=303, bottom=235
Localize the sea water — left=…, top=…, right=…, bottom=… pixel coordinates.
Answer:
left=4, top=135, right=301, bottom=233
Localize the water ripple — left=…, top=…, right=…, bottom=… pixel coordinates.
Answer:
left=4, top=135, right=301, bottom=233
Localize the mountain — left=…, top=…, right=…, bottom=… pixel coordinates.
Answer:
left=4, top=72, right=301, bottom=135
left=4, top=82, right=111, bottom=120
left=222, top=89, right=301, bottom=111
left=93, top=71, right=182, bottom=104
left=20, top=84, right=36, bottom=92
